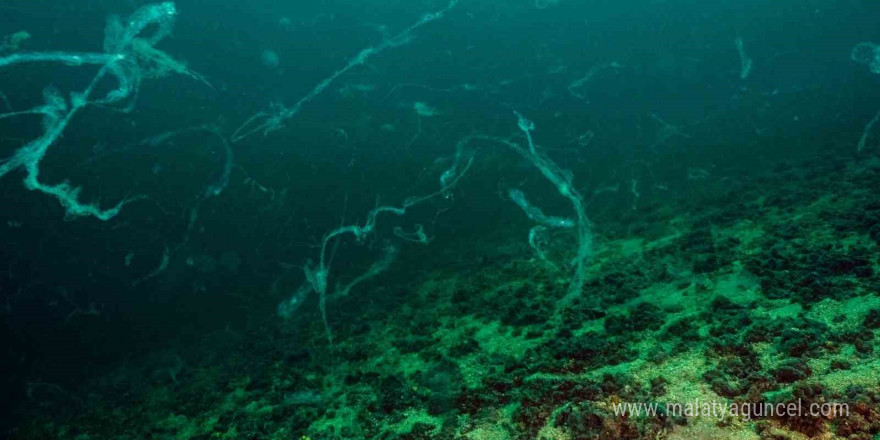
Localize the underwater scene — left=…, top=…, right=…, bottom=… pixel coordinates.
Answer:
left=2, top=0, right=880, bottom=439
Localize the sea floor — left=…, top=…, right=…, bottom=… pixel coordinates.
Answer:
left=11, top=152, right=880, bottom=440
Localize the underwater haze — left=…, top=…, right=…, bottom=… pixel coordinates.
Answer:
left=2, top=0, right=880, bottom=438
